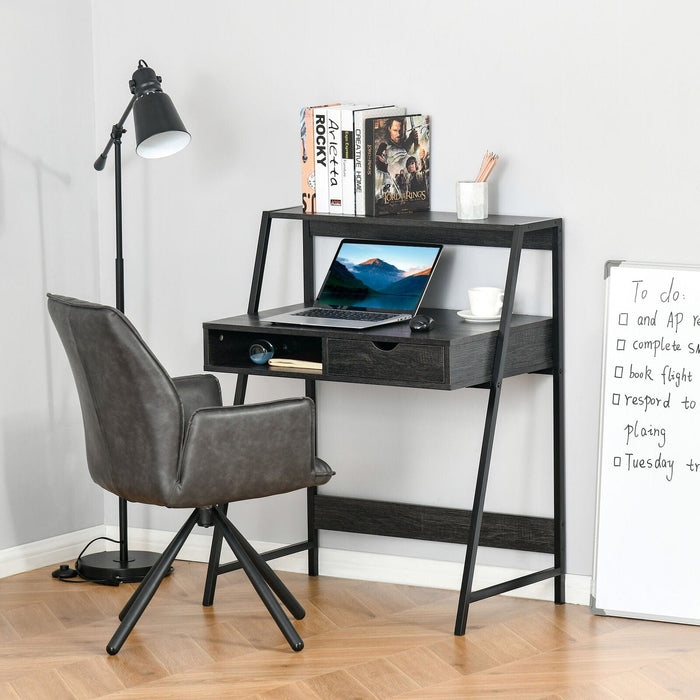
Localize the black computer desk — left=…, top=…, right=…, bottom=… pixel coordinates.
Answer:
left=202, top=207, right=565, bottom=635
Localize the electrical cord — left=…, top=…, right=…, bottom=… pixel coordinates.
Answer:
left=52, top=536, right=123, bottom=585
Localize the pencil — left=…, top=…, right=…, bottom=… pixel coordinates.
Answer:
left=475, top=151, right=498, bottom=182
left=477, top=150, right=490, bottom=180
left=482, top=155, right=498, bottom=182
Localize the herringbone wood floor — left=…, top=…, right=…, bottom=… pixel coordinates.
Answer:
left=0, top=560, right=698, bottom=698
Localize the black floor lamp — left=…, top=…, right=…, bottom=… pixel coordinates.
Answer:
left=84, top=60, right=191, bottom=583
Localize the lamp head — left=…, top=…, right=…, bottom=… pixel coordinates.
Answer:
left=130, top=60, right=190, bottom=159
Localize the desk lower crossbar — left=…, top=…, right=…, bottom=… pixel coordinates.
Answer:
left=209, top=543, right=561, bottom=605
left=469, top=566, right=562, bottom=603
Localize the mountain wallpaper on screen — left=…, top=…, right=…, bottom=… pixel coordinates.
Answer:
left=380, top=268, right=432, bottom=295
left=351, top=258, right=404, bottom=289
left=320, top=260, right=372, bottom=299
left=318, top=257, right=432, bottom=308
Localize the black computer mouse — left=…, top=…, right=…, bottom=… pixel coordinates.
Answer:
left=409, top=314, right=434, bottom=332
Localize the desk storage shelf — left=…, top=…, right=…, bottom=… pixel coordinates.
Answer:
left=203, top=206, right=564, bottom=636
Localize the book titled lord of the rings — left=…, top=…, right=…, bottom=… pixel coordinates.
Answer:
left=365, top=114, right=430, bottom=216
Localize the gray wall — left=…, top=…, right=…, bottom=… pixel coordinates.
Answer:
left=0, top=1, right=101, bottom=547
left=3, top=0, right=699, bottom=577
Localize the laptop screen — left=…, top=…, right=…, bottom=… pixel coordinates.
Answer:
left=315, top=239, right=442, bottom=312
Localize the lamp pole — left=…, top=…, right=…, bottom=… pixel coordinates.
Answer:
left=81, top=62, right=189, bottom=583
left=114, top=122, right=131, bottom=571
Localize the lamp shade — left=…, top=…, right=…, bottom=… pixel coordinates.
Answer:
left=133, top=91, right=191, bottom=159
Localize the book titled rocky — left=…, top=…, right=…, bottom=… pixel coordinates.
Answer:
left=365, top=114, right=430, bottom=216
left=300, top=103, right=339, bottom=214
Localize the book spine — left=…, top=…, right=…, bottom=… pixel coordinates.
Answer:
left=340, top=108, right=356, bottom=215
left=300, top=106, right=316, bottom=214
left=313, top=107, right=330, bottom=213
left=326, top=108, right=343, bottom=215
left=354, top=106, right=406, bottom=215
left=364, top=118, right=376, bottom=216
left=354, top=112, right=368, bottom=216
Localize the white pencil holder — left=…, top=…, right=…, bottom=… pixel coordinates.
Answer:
left=456, top=181, right=488, bottom=220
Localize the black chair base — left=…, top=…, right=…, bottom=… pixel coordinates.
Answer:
left=106, top=507, right=305, bottom=655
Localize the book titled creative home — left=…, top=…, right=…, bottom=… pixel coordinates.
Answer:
left=365, top=114, right=430, bottom=216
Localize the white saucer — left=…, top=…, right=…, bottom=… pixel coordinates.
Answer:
left=457, top=309, right=501, bottom=323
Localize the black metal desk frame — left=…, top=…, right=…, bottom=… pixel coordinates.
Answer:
left=203, top=207, right=565, bottom=635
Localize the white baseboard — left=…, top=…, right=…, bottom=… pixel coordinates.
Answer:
left=0, top=525, right=590, bottom=607
left=111, top=526, right=591, bottom=606
left=0, top=526, right=105, bottom=579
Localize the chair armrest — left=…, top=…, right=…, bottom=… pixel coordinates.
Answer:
left=172, top=397, right=332, bottom=508
left=172, top=374, right=222, bottom=425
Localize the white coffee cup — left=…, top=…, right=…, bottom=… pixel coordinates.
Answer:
left=468, top=287, right=504, bottom=317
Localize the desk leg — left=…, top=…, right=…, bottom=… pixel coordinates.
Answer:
left=454, top=386, right=502, bottom=635
left=552, top=221, right=566, bottom=604
left=553, top=365, right=565, bottom=605
left=247, top=212, right=272, bottom=315
left=454, top=227, right=523, bottom=636
left=203, top=375, right=248, bottom=606
left=307, top=486, right=318, bottom=576
left=305, top=378, right=319, bottom=576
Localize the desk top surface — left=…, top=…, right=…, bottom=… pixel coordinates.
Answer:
left=204, top=306, right=551, bottom=343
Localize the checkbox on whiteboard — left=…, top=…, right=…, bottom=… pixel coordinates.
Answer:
left=613, top=456, right=621, bottom=467
left=617, top=339, right=626, bottom=351
left=612, top=393, right=620, bottom=405
left=614, top=366, right=623, bottom=378
left=618, top=313, right=628, bottom=326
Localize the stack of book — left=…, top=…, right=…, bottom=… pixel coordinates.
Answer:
left=300, top=104, right=430, bottom=217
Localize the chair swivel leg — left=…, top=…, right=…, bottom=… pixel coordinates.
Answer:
left=107, top=509, right=199, bottom=655
left=118, top=507, right=200, bottom=621
left=211, top=506, right=304, bottom=652
left=203, top=502, right=228, bottom=607
left=118, top=548, right=163, bottom=622
left=214, top=508, right=305, bottom=620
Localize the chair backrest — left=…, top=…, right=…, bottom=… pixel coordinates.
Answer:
left=47, top=294, right=183, bottom=504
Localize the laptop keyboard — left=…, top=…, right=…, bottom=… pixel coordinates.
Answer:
left=294, top=308, right=398, bottom=321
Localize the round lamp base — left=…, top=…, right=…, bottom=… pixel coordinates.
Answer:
left=76, top=550, right=170, bottom=584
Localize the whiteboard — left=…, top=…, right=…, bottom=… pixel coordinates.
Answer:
left=592, top=261, right=700, bottom=624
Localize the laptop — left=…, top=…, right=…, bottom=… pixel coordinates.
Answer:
left=265, top=239, right=442, bottom=329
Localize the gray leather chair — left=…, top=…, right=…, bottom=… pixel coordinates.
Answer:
left=47, top=294, right=333, bottom=655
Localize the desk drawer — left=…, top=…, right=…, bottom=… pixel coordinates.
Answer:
left=326, top=339, right=446, bottom=384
